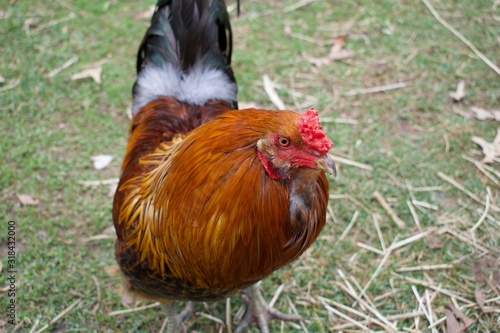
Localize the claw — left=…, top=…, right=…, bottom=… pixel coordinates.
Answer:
left=235, top=284, right=302, bottom=333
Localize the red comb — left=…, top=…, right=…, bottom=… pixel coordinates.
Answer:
left=297, top=107, right=333, bottom=155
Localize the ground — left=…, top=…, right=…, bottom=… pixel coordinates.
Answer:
left=0, top=0, right=499, bottom=332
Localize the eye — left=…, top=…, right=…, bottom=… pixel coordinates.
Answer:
left=278, top=137, right=291, bottom=147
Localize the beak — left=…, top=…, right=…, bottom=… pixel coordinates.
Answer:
left=316, top=154, right=336, bottom=177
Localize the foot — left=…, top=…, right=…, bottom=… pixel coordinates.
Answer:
left=177, top=301, right=196, bottom=332
left=235, top=284, right=302, bottom=333
left=164, top=301, right=196, bottom=333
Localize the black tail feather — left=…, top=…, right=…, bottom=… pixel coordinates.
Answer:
left=136, top=0, right=235, bottom=80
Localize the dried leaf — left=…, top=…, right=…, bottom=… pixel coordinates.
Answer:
left=469, top=106, right=500, bottom=121
left=306, top=37, right=354, bottom=67
left=474, top=289, right=494, bottom=313
left=473, top=256, right=500, bottom=295
left=0, top=261, right=2, bottom=274
left=16, top=194, right=39, bottom=206
left=427, top=234, right=443, bottom=249
left=328, top=49, right=355, bottom=61
left=88, top=59, right=108, bottom=68
left=475, top=289, right=486, bottom=308
left=449, top=80, right=465, bottom=102
left=472, top=129, right=500, bottom=163
left=91, top=154, right=113, bottom=170
left=450, top=304, right=474, bottom=329
left=445, top=309, right=463, bottom=333
left=472, top=259, right=489, bottom=286
left=0, top=75, right=5, bottom=83
left=328, top=37, right=355, bottom=60
left=307, top=55, right=332, bottom=67
left=71, top=66, right=102, bottom=84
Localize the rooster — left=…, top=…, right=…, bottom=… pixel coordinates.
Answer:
left=112, top=0, right=336, bottom=332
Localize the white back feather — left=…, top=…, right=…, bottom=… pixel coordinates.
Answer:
left=132, top=64, right=237, bottom=115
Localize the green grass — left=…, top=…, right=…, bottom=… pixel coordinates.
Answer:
left=1, top=0, right=499, bottom=332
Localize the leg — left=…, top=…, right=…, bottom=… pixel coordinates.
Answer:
left=177, top=301, right=196, bottom=323
left=235, top=284, right=302, bottom=333
left=163, top=301, right=196, bottom=333
left=164, top=300, right=178, bottom=333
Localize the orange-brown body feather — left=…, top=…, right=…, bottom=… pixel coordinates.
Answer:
left=113, top=97, right=329, bottom=301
